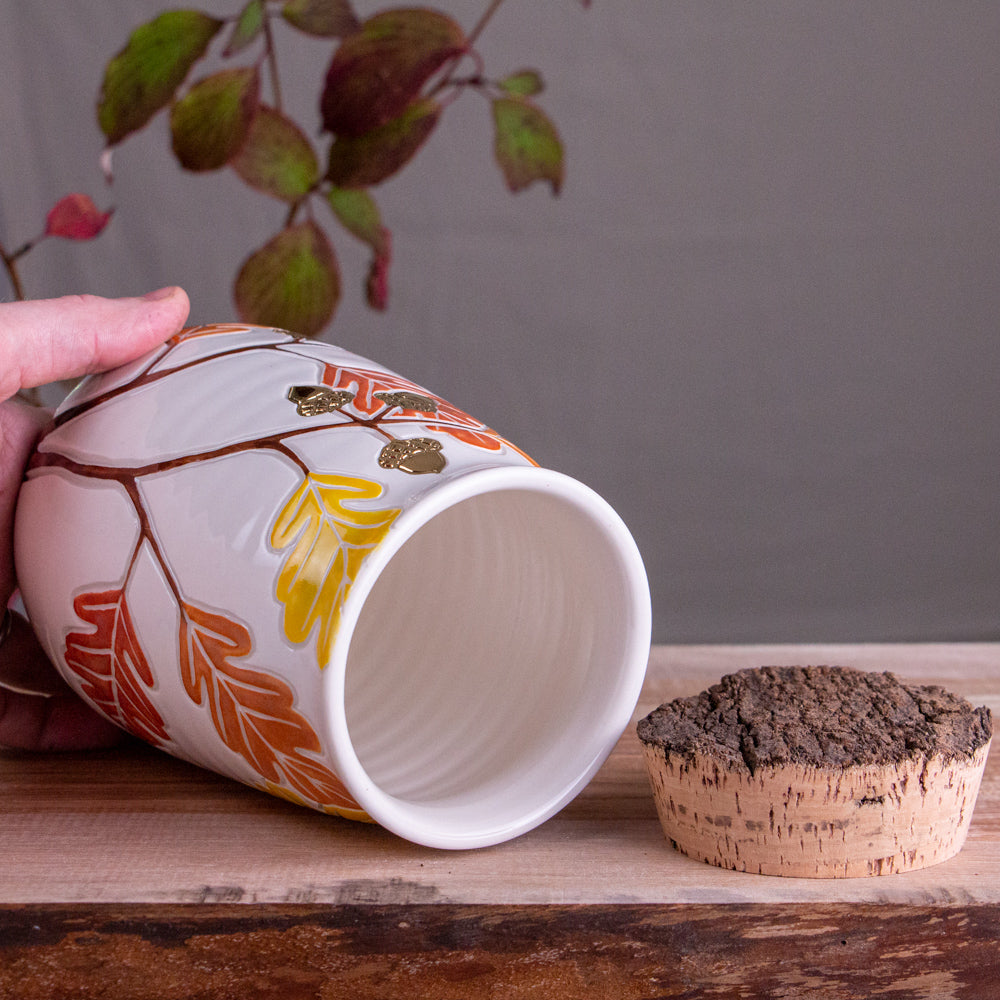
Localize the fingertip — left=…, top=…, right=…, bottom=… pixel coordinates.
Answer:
left=140, top=285, right=182, bottom=302
left=1, top=289, right=195, bottom=398
left=105, top=286, right=191, bottom=366
left=140, top=285, right=191, bottom=330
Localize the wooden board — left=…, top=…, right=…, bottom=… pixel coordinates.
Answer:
left=2, top=643, right=997, bottom=906
left=2, top=644, right=999, bottom=995
left=2, top=903, right=999, bottom=999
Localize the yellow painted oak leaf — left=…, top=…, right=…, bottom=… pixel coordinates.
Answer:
left=270, top=473, right=400, bottom=668
left=264, top=780, right=370, bottom=823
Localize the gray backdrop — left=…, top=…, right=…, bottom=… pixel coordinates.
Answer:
left=2, top=2, right=998, bottom=644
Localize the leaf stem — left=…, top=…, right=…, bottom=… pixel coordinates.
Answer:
left=262, top=12, right=283, bottom=111
left=429, top=6, right=489, bottom=98
left=0, top=237, right=27, bottom=301
left=467, top=0, right=508, bottom=48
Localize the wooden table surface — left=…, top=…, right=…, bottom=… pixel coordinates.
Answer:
left=3, top=643, right=999, bottom=997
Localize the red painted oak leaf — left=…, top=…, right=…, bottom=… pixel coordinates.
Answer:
left=321, top=364, right=534, bottom=457
left=64, top=589, right=170, bottom=746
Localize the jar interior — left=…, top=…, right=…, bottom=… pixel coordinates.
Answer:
left=341, top=485, right=646, bottom=846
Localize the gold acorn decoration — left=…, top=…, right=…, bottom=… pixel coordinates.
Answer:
left=378, top=437, right=445, bottom=475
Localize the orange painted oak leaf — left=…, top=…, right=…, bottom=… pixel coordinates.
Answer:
left=168, top=323, right=254, bottom=345
left=178, top=601, right=363, bottom=817
left=64, top=589, right=170, bottom=746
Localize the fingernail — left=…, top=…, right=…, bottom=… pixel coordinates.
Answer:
left=141, top=286, right=177, bottom=302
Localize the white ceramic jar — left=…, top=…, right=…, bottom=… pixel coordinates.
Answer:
left=14, top=324, right=650, bottom=848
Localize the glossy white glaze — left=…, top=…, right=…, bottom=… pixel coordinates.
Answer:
left=14, top=324, right=651, bottom=848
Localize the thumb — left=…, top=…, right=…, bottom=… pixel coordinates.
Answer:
left=0, top=287, right=190, bottom=402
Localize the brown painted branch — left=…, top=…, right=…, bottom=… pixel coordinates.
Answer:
left=55, top=340, right=304, bottom=427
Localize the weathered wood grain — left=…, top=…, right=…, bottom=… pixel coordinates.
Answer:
left=0, top=644, right=997, bottom=906
left=1, top=903, right=998, bottom=999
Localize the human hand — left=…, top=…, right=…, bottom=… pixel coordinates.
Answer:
left=0, top=288, right=190, bottom=750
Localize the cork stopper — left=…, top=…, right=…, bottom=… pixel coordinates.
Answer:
left=638, top=665, right=992, bottom=878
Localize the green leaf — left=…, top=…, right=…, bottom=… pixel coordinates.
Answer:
left=325, top=186, right=388, bottom=254
left=326, top=187, right=391, bottom=310
left=98, top=10, right=224, bottom=145
left=224, top=0, right=266, bottom=56
left=235, top=221, right=341, bottom=336
left=231, top=105, right=319, bottom=200
left=498, top=69, right=545, bottom=98
left=326, top=98, right=441, bottom=188
left=170, top=67, right=260, bottom=171
left=320, top=9, right=465, bottom=137
left=282, top=0, right=360, bottom=38
left=491, top=96, right=564, bottom=195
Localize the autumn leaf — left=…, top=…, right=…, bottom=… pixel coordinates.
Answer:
left=365, top=233, right=392, bottom=311
left=170, top=67, right=260, bottom=171
left=98, top=10, right=224, bottom=145
left=325, top=186, right=388, bottom=254
left=178, top=601, right=363, bottom=816
left=231, top=105, right=320, bottom=201
left=270, top=473, right=400, bottom=669
left=320, top=8, right=465, bottom=137
left=64, top=589, right=170, bottom=746
left=497, top=69, right=545, bottom=98
left=282, top=0, right=360, bottom=38
left=234, top=221, right=340, bottom=336
left=224, top=0, right=266, bottom=56
left=323, top=366, right=520, bottom=455
left=326, top=186, right=391, bottom=309
left=326, top=98, right=441, bottom=188
left=491, top=96, right=564, bottom=195
left=264, top=780, right=369, bottom=821
left=45, top=194, right=114, bottom=241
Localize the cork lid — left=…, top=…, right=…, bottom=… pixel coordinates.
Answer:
left=637, top=665, right=993, bottom=877
left=637, top=664, right=992, bottom=774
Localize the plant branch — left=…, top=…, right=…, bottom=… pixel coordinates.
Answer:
left=467, top=0, right=508, bottom=48
left=0, top=238, right=28, bottom=301
left=430, top=5, right=490, bottom=98
left=262, top=12, right=283, bottom=111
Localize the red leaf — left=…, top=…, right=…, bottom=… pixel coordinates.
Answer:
left=320, top=8, right=465, bottom=137
left=64, top=589, right=169, bottom=745
left=365, top=231, right=391, bottom=311
left=282, top=0, right=359, bottom=38
left=325, top=98, right=441, bottom=188
left=45, top=194, right=114, bottom=241
left=178, top=602, right=360, bottom=812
